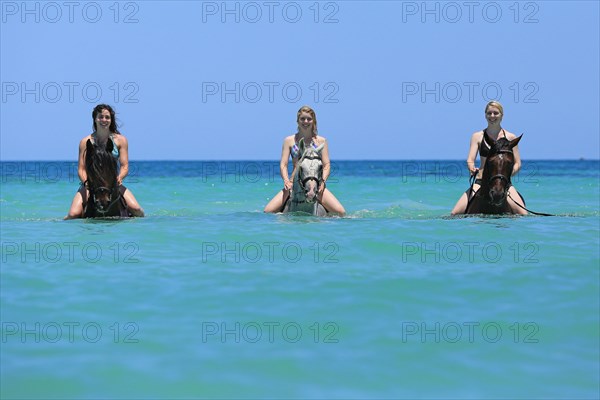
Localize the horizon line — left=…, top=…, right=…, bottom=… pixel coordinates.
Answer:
left=0, top=158, right=599, bottom=162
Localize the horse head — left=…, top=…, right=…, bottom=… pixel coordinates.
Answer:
left=85, top=138, right=119, bottom=215
left=481, top=132, right=522, bottom=206
left=296, top=138, right=325, bottom=203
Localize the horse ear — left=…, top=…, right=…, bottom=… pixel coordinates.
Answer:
left=315, top=143, right=325, bottom=153
left=86, top=139, right=94, bottom=153
left=510, top=134, right=523, bottom=149
left=106, top=138, right=114, bottom=153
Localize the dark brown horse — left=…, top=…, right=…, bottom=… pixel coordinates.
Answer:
left=83, top=139, right=131, bottom=218
left=465, top=132, right=523, bottom=215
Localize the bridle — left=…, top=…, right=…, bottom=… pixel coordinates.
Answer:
left=487, top=149, right=514, bottom=189
left=88, top=179, right=121, bottom=215
left=294, top=153, right=323, bottom=203
left=298, top=155, right=322, bottom=189
left=481, top=149, right=555, bottom=216
left=484, top=149, right=515, bottom=206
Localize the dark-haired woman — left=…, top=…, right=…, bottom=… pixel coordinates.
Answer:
left=64, top=104, right=144, bottom=219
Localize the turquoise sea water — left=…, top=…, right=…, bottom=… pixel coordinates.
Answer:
left=1, top=160, right=599, bottom=399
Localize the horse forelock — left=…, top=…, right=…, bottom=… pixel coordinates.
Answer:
left=300, top=152, right=322, bottom=176
left=490, top=137, right=512, bottom=154
left=484, top=149, right=513, bottom=174
left=301, top=146, right=318, bottom=159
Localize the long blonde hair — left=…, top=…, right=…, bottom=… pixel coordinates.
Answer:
left=297, top=105, right=318, bottom=137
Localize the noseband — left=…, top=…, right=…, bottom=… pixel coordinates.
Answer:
left=488, top=173, right=510, bottom=186
left=89, top=181, right=121, bottom=215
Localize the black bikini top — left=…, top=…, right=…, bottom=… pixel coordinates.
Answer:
left=479, top=129, right=506, bottom=158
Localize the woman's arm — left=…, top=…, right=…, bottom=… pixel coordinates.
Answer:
left=279, top=137, right=293, bottom=190
left=320, top=138, right=331, bottom=183
left=77, top=137, right=88, bottom=183
left=466, top=132, right=481, bottom=175
left=116, top=135, right=129, bottom=185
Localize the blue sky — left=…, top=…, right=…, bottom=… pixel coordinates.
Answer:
left=1, top=0, right=599, bottom=160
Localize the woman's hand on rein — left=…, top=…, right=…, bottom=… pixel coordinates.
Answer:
left=318, top=180, right=326, bottom=195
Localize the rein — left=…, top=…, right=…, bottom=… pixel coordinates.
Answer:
left=507, top=192, right=555, bottom=216
left=487, top=148, right=554, bottom=215
left=465, top=169, right=479, bottom=212
left=489, top=174, right=510, bottom=184
left=300, top=176, right=320, bottom=189
left=466, top=149, right=554, bottom=216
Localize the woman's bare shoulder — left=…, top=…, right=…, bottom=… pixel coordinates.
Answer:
left=470, top=130, right=484, bottom=145
left=79, top=134, right=92, bottom=146
left=283, top=134, right=296, bottom=143
left=315, top=135, right=327, bottom=144
left=113, top=133, right=128, bottom=145
left=472, top=130, right=484, bottom=139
